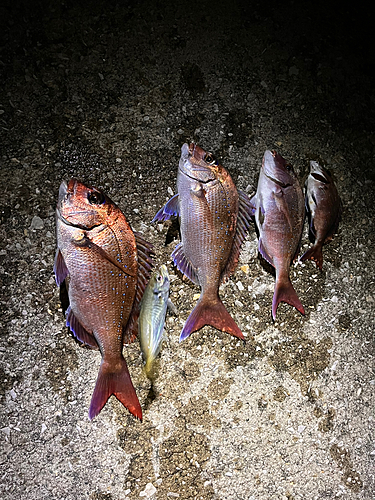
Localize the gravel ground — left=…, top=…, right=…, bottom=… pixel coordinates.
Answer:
left=0, top=1, right=374, bottom=499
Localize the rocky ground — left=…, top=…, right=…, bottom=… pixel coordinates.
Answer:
left=0, top=1, right=374, bottom=499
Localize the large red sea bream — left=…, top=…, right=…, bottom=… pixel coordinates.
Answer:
left=54, top=179, right=154, bottom=420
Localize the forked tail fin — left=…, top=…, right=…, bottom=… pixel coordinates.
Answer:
left=272, top=275, right=305, bottom=320
left=180, top=296, right=245, bottom=342
left=89, top=357, right=142, bottom=421
left=300, top=244, right=323, bottom=270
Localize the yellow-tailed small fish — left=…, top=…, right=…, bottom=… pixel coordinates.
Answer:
left=139, top=265, right=175, bottom=378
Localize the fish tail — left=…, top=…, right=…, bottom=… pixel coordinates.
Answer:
left=89, top=358, right=142, bottom=421
left=272, top=276, right=305, bottom=320
left=300, top=244, right=323, bottom=270
left=144, top=357, right=155, bottom=380
left=180, top=296, right=245, bottom=342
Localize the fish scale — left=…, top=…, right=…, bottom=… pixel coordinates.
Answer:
left=153, top=143, right=253, bottom=341
left=250, top=150, right=305, bottom=320
left=54, top=179, right=154, bottom=421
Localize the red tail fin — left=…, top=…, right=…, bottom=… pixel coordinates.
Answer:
left=300, top=244, right=323, bottom=270
left=180, top=296, right=244, bottom=342
left=272, top=276, right=305, bottom=320
left=89, top=357, right=142, bottom=421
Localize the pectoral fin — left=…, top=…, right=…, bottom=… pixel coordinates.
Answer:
left=152, top=194, right=180, bottom=222
left=54, top=249, right=69, bottom=286
left=74, top=234, right=137, bottom=277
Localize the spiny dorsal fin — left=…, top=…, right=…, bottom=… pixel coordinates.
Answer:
left=221, top=190, right=254, bottom=282
left=123, top=232, right=155, bottom=344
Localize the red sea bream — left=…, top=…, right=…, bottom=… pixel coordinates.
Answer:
left=153, top=143, right=253, bottom=341
left=250, top=150, right=305, bottom=320
left=300, top=160, right=342, bottom=269
left=54, top=179, right=154, bottom=420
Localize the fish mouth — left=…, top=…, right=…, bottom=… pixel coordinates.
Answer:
left=56, top=179, right=102, bottom=230
left=263, top=150, right=293, bottom=188
left=179, top=143, right=217, bottom=183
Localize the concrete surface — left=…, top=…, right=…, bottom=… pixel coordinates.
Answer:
left=0, top=1, right=374, bottom=499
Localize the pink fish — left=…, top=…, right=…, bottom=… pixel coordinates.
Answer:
left=300, top=161, right=342, bottom=270
left=54, top=179, right=154, bottom=420
left=250, top=150, right=305, bottom=320
left=153, top=143, right=253, bottom=341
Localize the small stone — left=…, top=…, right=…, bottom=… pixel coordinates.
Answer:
left=236, top=281, right=244, bottom=291
left=167, top=186, right=174, bottom=196
left=240, top=264, right=249, bottom=274
left=139, top=482, right=157, bottom=497
left=193, top=293, right=200, bottom=301
left=30, top=215, right=44, bottom=230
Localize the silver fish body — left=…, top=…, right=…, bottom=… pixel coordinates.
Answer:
left=301, top=161, right=342, bottom=269
left=139, top=265, right=170, bottom=377
left=250, top=150, right=305, bottom=319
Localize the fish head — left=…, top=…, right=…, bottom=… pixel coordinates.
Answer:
left=308, top=160, right=332, bottom=185
left=262, top=150, right=297, bottom=188
left=153, top=264, right=170, bottom=294
left=179, top=142, right=227, bottom=184
left=57, top=179, right=114, bottom=229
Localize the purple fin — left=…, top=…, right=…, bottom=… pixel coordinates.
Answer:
left=221, top=190, right=253, bottom=281
left=171, top=242, right=199, bottom=285
left=248, top=193, right=257, bottom=216
left=89, top=357, right=142, bottom=421
left=180, top=296, right=244, bottom=342
left=259, top=238, right=274, bottom=267
left=54, top=249, right=69, bottom=286
left=300, top=244, right=323, bottom=270
left=152, top=194, right=179, bottom=222
left=66, top=306, right=98, bottom=349
left=122, top=232, right=155, bottom=344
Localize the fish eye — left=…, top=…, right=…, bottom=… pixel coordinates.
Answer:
left=285, top=163, right=293, bottom=171
left=156, top=274, right=163, bottom=283
left=204, top=153, right=217, bottom=165
left=87, top=191, right=105, bottom=205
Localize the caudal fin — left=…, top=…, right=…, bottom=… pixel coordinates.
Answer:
left=300, top=244, right=323, bottom=270
left=272, top=276, right=305, bottom=320
left=180, top=296, right=244, bottom=342
left=89, top=357, right=142, bottom=421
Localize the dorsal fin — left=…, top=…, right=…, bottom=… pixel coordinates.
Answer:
left=171, top=242, right=199, bottom=285
left=221, top=190, right=254, bottom=281
left=123, top=232, right=155, bottom=344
